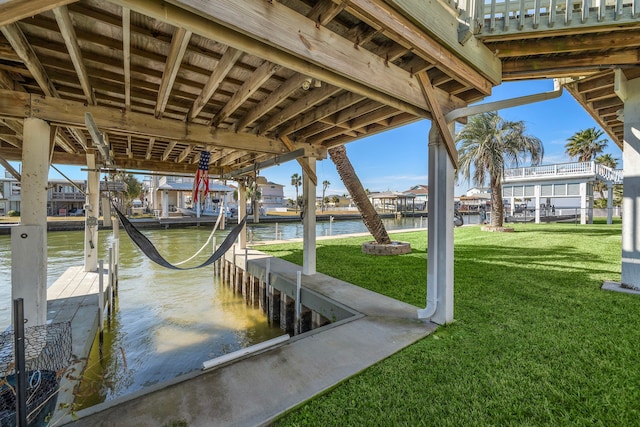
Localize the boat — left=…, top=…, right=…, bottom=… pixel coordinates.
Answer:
left=0, top=369, right=59, bottom=427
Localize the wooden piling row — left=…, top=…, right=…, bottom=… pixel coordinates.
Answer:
left=216, top=255, right=331, bottom=336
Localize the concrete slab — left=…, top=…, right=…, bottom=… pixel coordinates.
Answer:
left=602, top=280, right=640, bottom=295
left=63, top=254, right=436, bottom=427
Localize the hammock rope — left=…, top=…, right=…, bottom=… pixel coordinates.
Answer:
left=112, top=202, right=246, bottom=270
left=173, top=208, right=224, bottom=266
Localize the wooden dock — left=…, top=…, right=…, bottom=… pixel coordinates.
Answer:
left=46, top=266, right=108, bottom=425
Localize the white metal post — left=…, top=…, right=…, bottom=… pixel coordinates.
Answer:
left=11, top=117, right=49, bottom=327
left=84, top=150, right=100, bottom=271
left=617, top=74, right=640, bottom=288
left=238, top=181, right=247, bottom=249
left=418, top=126, right=454, bottom=324
left=302, top=157, right=317, bottom=275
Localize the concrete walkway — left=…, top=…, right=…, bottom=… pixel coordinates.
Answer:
left=64, top=254, right=437, bottom=426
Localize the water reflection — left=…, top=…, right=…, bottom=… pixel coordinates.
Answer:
left=0, top=215, right=463, bottom=407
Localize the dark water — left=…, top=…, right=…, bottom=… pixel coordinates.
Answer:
left=0, top=216, right=446, bottom=407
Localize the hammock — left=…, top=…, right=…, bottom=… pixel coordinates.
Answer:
left=112, top=204, right=246, bottom=270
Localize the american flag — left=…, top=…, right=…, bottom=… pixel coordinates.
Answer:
left=193, top=150, right=210, bottom=203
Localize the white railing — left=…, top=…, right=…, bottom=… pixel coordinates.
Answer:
left=450, top=0, right=639, bottom=36
left=503, top=161, right=623, bottom=183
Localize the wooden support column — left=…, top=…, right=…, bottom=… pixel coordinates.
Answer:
left=102, top=196, right=112, bottom=227
left=11, top=117, right=49, bottom=327
left=615, top=73, right=640, bottom=288
left=84, top=150, right=99, bottom=272
left=302, top=157, right=317, bottom=275
left=238, top=181, right=247, bottom=249
left=163, top=189, right=169, bottom=219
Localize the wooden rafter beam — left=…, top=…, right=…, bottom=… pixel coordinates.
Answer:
left=177, top=145, right=192, bottom=163
left=488, top=31, right=640, bottom=58
left=189, top=46, right=242, bottom=121
left=258, top=85, right=341, bottom=134
left=53, top=5, right=96, bottom=105
left=309, top=106, right=396, bottom=143
left=122, top=6, right=131, bottom=111
left=145, top=137, right=155, bottom=160
left=277, top=91, right=365, bottom=137
left=109, top=0, right=460, bottom=118
left=502, top=50, right=640, bottom=79
left=162, top=140, right=177, bottom=161
left=0, top=89, right=326, bottom=158
left=235, top=74, right=308, bottom=132
left=383, top=0, right=500, bottom=86
left=0, top=0, right=79, bottom=27
left=0, top=156, right=21, bottom=180
left=211, top=60, right=280, bottom=128
left=1, top=23, right=58, bottom=97
left=156, top=26, right=192, bottom=118
left=281, top=135, right=317, bottom=186
left=296, top=100, right=382, bottom=140
left=307, top=0, right=346, bottom=26
left=416, top=71, right=457, bottom=166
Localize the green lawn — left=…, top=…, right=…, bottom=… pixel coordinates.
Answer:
left=258, top=221, right=640, bottom=426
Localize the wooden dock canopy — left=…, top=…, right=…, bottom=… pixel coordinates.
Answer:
left=0, top=0, right=637, bottom=177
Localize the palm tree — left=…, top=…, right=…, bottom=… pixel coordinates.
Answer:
left=457, top=111, right=544, bottom=228
left=291, top=173, right=301, bottom=213
left=565, top=128, right=608, bottom=161
left=329, top=145, right=391, bottom=244
left=321, top=180, right=330, bottom=212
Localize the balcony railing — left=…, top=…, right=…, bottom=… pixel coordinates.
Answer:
left=446, top=0, right=639, bottom=37
left=503, top=161, right=623, bottom=183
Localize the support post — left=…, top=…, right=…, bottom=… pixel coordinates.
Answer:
left=163, top=189, right=169, bottom=218
left=418, top=125, right=454, bottom=324
left=617, top=74, right=640, bottom=288
left=579, top=182, right=587, bottom=225
left=238, top=181, right=247, bottom=249
left=84, top=150, right=99, bottom=271
left=534, top=184, right=541, bottom=224
left=11, top=117, right=49, bottom=327
left=102, top=195, right=112, bottom=227
left=607, top=183, right=614, bottom=225
left=302, top=157, right=317, bottom=275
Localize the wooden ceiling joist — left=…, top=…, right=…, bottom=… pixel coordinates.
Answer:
left=155, top=26, right=192, bottom=118
left=0, top=0, right=78, bottom=27
left=53, top=5, right=96, bottom=106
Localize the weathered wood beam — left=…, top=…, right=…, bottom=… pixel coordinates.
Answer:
left=177, top=145, right=192, bottom=163
left=0, top=156, right=21, bottom=180
left=56, top=130, right=77, bottom=153
left=307, top=0, right=346, bottom=26
left=308, top=106, right=396, bottom=143
left=0, top=89, right=326, bottom=158
left=323, top=112, right=417, bottom=149
left=502, top=50, right=640, bottom=78
left=277, top=91, right=365, bottom=137
left=162, top=140, right=177, bottom=161
left=156, top=26, right=192, bottom=118
left=234, top=74, right=308, bottom=132
left=489, top=31, right=640, bottom=58
left=145, top=137, right=155, bottom=160
left=416, top=71, right=457, bottom=166
left=1, top=23, right=58, bottom=97
left=0, top=42, right=21, bottom=62
left=53, top=5, right=96, bottom=105
left=296, top=100, right=382, bottom=140
left=258, top=85, right=341, bottom=134
left=280, top=135, right=317, bottom=186
left=0, top=0, right=78, bottom=27
left=122, top=6, right=131, bottom=111
left=211, top=61, right=280, bottom=128
left=109, top=0, right=457, bottom=118
left=0, top=135, right=21, bottom=148
left=189, top=46, right=242, bottom=121
left=374, top=0, right=500, bottom=87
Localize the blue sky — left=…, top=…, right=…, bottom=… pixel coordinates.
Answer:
left=4, top=79, right=622, bottom=199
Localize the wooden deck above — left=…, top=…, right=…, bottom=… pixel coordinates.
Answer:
left=0, top=0, right=638, bottom=176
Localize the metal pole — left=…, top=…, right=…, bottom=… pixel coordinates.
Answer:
left=13, top=298, right=27, bottom=427
left=98, top=259, right=104, bottom=341
left=275, top=222, right=278, bottom=240
left=296, top=271, right=302, bottom=333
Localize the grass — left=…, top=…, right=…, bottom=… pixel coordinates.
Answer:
left=258, top=220, right=640, bottom=426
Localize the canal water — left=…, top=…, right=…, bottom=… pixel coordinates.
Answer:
left=0, top=215, right=474, bottom=408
